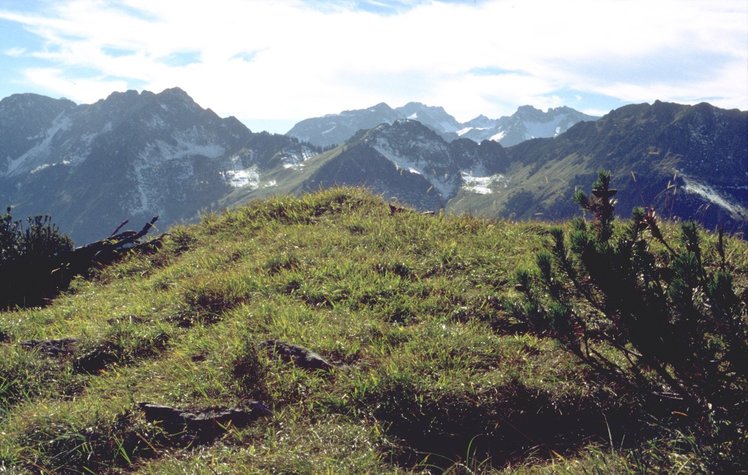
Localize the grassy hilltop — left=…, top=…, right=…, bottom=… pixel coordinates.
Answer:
left=0, top=187, right=745, bottom=473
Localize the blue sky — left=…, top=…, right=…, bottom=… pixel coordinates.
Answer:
left=1, top=0, right=746, bottom=133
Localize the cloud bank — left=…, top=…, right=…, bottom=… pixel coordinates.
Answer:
left=1, top=0, right=745, bottom=132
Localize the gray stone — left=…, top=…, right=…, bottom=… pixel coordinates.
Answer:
left=138, top=402, right=271, bottom=441
left=259, top=339, right=333, bottom=371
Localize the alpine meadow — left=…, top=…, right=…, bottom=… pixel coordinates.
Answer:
left=0, top=185, right=746, bottom=473
left=1, top=0, right=747, bottom=473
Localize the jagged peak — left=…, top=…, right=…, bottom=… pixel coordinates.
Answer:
left=0, top=93, right=76, bottom=113
left=399, top=101, right=442, bottom=111
left=364, top=102, right=393, bottom=112
left=158, top=86, right=191, bottom=98
left=516, top=105, right=542, bottom=113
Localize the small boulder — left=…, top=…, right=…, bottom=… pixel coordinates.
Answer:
left=259, top=339, right=333, bottom=372
left=138, top=402, right=271, bottom=441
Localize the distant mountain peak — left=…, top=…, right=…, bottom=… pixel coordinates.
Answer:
left=288, top=102, right=599, bottom=148
left=158, top=86, right=191, bottom=97
left=516, top=105, right=542, bottom=113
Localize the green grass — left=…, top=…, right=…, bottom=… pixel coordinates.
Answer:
left=0, top=187, right=744, bottom=473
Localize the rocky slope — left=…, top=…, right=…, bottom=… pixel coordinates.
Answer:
left=449, top=101, right=748, bottom=233
left=2, top=89, right=744, bottom=240
left=224, top=119, right=509, bottom=211
left=456, top=105, right=599, bottom=146
left=255, top=102, right=747, bottom=233
left=0, top=88, right=315, bottom=243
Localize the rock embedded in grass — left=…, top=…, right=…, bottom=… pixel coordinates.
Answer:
left=138, top=402, right=272, bottom=442
left=259, top=339, right=333, bottom=371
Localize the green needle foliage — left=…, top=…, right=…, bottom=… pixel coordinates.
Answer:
left=515, top=171, right=747, bottom=471
left=1, top=207, right=74, bottom=307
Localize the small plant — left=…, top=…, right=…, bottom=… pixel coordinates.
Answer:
left=232, top=333, right=268, bottom=400
left=514, top=172, right=747, bottom=469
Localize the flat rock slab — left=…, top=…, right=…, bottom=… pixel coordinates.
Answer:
left=138, top=402, right=271, bottom=441
left=259, top=339, right=333, bottom=371
left=20, top=338, right=78, bottom=356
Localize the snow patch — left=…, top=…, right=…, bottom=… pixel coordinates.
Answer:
left=523, top=114, right=569, bottom=141
left=371, top=137, right=457, bottom=197
left=5, top=114, right=72, bottom=176
left=137, top=132, right=225, bottom=165
left=407, top=112, right=418, bottom=120
left=30, top=163, right=50, bottom=174
left=682, top=177, right=748, bottom=219
left=278, top=149, right=315, bottom=171
left=223, top=166, right=260, bottom=188
left=221, top=164, right=278, bottom=189
left=128, top=131, right=227, bottom=215
left=29, top=160, right=72, bottom=174
left=461, top=172, right=509, bottom=195
left=457, top=127, right=473, bottom=136
left=489, top=130, right=506, bottom=142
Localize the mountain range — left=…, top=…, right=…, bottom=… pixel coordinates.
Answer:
left=1, top=88, right=746, bottom=243
left=286, top=102, right=598, bottom=147
left=0, top=88, right=316, bottom=242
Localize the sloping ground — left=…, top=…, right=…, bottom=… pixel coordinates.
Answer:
left=0, top=188, right=745, bottom=473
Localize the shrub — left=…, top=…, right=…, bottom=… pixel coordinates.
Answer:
left=0, top=207, right=74, bottom=307
left=513, top=172, right=747, bottom=470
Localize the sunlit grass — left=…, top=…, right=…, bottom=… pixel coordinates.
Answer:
left=0, top=187, right=742, bottom=473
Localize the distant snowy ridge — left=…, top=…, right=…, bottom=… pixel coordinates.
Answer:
left=287, top=103, right=598, bottom=148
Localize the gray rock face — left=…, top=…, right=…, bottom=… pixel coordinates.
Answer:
left=458, top=105, right=600, bottom=146
left=259, top=339, right=333, bottom=371
left=480, top=101, right=748, bottom=233
left=286, top=102, right=401, bottom=147
left=301, top=120, right=510, bottom=210
left=0, top=88, right=315, bottom=243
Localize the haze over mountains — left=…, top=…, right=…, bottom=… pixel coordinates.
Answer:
left=1, top=88, right=746, bottom=243
left=286, top=102, right=598, bottom=147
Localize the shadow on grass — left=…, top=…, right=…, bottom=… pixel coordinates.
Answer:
left=362, top=378, right=645, bottom=471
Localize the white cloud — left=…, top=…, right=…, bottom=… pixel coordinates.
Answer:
left=4, top=47, right=27, bottom=57
left=0, top=0, right=745, bottom=131
left=22, top=67, right=130, bottom=103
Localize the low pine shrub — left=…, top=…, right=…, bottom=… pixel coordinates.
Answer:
left=514, top=172, right=747, bottom=470
left=0, top=208, right=74, bottom=307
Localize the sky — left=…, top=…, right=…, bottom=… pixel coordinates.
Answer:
left=0, top=0, right=746, bottom=134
